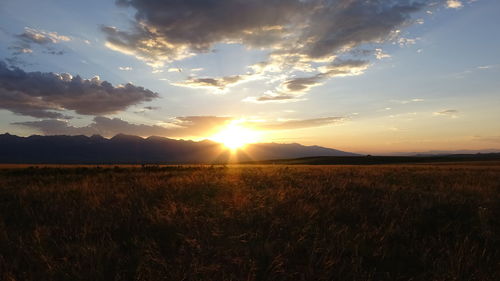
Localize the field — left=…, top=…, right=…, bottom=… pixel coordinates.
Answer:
left=1, top=164, right=499, bottom=280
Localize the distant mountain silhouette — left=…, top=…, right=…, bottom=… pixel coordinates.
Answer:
left=0, top=133, right=360, bottom=164
left=388, top=149, right=500, bottom=156
left=242, top=154, right=500, bottom=165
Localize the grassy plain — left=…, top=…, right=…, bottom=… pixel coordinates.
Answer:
left=1, top=164, right=499, bottom=280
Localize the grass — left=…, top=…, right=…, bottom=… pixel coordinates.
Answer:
left=0, top=164, right=499, bottom=280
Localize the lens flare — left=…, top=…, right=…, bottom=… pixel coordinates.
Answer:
left=210, top=120, right=260, bottom=150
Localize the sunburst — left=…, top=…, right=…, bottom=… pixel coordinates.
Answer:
left=209, top=120, right=260, bottom=150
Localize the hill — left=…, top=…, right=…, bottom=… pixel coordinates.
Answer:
left=243, top=154, right=500, bottom=165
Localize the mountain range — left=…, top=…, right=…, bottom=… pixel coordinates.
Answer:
left=0, top=133, right=359, bottom=164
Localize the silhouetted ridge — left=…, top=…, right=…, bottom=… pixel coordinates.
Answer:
left=0, top=133, right=359, bottom=164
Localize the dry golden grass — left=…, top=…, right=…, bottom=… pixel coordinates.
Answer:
left=0, top=164, right=499, bottom=280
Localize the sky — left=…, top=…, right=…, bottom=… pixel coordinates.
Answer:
left=0, top=0, right=499, bottom=154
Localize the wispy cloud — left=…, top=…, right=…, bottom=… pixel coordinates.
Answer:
left=397, top=37, right=419, bottom=47
left=252, top=117, right=344, bottom=130
left=17, top=27, right=70, bottom=44
left=9, top=27, right=70, bottom=56
left=243, top=92, right=305, bottom=103
left=375, top=49, right=391, bottom=60
left=391, top=98, right=425, bottom=104
left=173, top=75, right=252, bottom=92
left=477, top=64, right=499, bottom=70
left=247, top=59, right=369, bottom=103
left=433, top=109, right=459, bottom=118
left=472, top=135, right=500, bottom=143
left=446, top=0, right=463, bottom=9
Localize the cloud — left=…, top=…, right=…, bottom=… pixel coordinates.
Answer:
left=392, top=98, right=425, bottom=104
left=472, top=135, right=500, bottom=143
left=0, top=61, right=158, bottom=118
left=171, top=116, right=234, bottom=136
left=244, top=59, right=369, bottom=102
left=18, top=27, right=70, bottom=44
left=102, top=0, right=307, bottom=65
left=14, top=116, right=233, bottom=138
left=0, top=89, right=69, bottom=119
left=477, top=64, right=499, bottom=70
left=100, top=0, right=458, bottom=101
left=283, top=59, right=369, bottom=92
left=10, top=27, right=70, bottom=56
left=433, top=109, right=459, bottom=117
left=253, top=117, right=344, bottom=130
left=283, top=75, right=324, bottom=93
left=43, top=49, right=65, bottom=55
left=134, top=106, right=160, bottom=114
left=243, top=92, right=304, bottom=103
left=300, top=2, right=425, bottom=59
left=101, top=25, right=193, bottom=68
left=173, top=75, right=249, bottom=91
left=11, top=48, right=33, bottom=55
left=319, top=59, right=370, bottom=78
left=103, top=0, right=439, bottom=68
left=446, top=0, right=463, bottom=9
left=398, top=37, right=418, bottom=47
left=375, top=48, right=391, bottom=60
left=119, top=66, right=133, bottom=71
left=14, top=115, right=344, bottom=137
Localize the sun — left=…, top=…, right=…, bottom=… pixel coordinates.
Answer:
left=210, top=121, right=260, bottom=150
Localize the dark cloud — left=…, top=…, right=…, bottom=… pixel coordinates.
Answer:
left=101, top=0, right=443, bottom=100
left=104, top=0, right=436, bottom=65
left=134, top=106, right=160, bottom=114
left=4, top=57, right=31, bottom=68
left=0, top=89, right=69, bottom=119
left=14, top=119, right=98, bottom=136
left=99, top=0, right=458, bottom=104
left=0, top=61, right=158, bottom=118
left=301, top=1, right=424, bottom=59
left=14, top=116, right=233, bottom=138
left=103, top=0, right=307, bottom=66
left=284, top=75, right=324, bottom=93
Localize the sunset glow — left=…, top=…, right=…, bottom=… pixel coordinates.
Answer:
left=210, top=121, right=261, bottom=150
left=0, top=0, right=499, bottom=154
left=1, top=1, right=499, bottom=279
